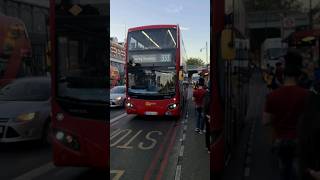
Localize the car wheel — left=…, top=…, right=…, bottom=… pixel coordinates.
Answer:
left=41, top=119, right=52, bottom=146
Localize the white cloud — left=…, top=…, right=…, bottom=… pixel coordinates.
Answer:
left=180, top=27, right=190, bottom=31
left=165, top=5, right=183, bottom=13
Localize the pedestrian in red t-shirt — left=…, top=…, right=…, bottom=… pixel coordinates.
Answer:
left=263, top=50, right=310, bottom=180
left=193, top=78, right=206, bottom=134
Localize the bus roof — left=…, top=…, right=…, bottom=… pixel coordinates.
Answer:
left=128, top=25, right=178, bottom=32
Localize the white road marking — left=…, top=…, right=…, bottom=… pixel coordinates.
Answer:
left=117, top=130, right=143, bottom=149
left=110, top=129, right=132, bottom=146
left=183, top=125, right=187, bottom=131
left=111, top=129, right=121, bottom=137
left=179, top=145, right=185, bottom=157
left=138, top=131, right=163, bottom=150
left=13, top=162, right=56, bottom=180
left=244, top=167, right=250, bottom=177
left=182, top=134, right=186, bottom=141
left=110, top=113, right=127, bottom=124
left=174, top=165, right=182, bottom=180
left=110, top=170, right=125, bottom=180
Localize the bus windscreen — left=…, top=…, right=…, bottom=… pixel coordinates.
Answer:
left=128, top=67, right=176, bottom=97
left=128, top=28, right=177, bottom=50
left=56, top=17, right=107, bottom=102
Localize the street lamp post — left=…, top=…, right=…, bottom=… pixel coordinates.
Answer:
left=200, top=41, right=208, bottom=65
left=310, top=0, right=313, bottom=30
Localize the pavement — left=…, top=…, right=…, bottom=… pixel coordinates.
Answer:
left=222, top=71, right=282, bottom=180
left=180, top=86, right=210, bottom=180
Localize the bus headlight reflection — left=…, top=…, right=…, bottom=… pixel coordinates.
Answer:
left=56, top=113, right=64, bottom=121
left=54, top=130, right=80, bottom=151
left=168, top=103, right=177, bottom=110
left=56, top=131, right=64, bottom=140
left=126, top=102, right=134, bottom=108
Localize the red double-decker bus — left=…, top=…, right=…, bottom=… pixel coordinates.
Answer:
left=210, top=0, right=249, bottom=179
left=49, top=0, right=108, bottom=168
left=125, top=25, right=187, bottom=118
left=0, top=14, right=32, bottom=87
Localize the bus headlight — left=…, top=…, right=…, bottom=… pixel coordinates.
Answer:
left=126, top=102, right=134, bottom=108
left=54, top=129, right=80, bottom=151
left=56, top=113, right=64, bottom=121
left=56, top=131, right=64, bottom=140
left=168, top=103, right=178, bottom=110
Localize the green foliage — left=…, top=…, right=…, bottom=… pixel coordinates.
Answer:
left=186, top=57, right=205, bottom=66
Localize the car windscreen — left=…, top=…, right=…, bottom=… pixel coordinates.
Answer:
left=110, top=86, right=125, bottom=94
left=0, top=79, right=50, bottom=101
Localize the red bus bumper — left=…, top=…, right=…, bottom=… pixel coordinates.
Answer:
left=52, top=135, right=108, bottom=169
left=51, top=108, right=108, bottom=169
left=126, top=98, right=180, bottom=117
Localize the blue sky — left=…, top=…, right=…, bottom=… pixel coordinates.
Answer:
left=110, top=0, right=210, bottom=63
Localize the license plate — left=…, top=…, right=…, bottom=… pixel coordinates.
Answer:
left=0, top=126, right=3, bottom=134
left=145, top=112, right=158, bottom=115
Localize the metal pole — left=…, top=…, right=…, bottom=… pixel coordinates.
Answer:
left=206, top=41, right=208, bottom=65
left=4, top=0, right=8, bottom=15
left=310, top=0, right=313, bottom=30
left=124, top=24, right=127, bottom=41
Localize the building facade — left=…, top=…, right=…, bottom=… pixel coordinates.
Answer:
left=110, top=38, right=125, bottom=87
left=0, top=0, right=49, bottom=75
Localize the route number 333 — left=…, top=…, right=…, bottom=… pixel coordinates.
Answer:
left=160, top=54, right=171, bottom=62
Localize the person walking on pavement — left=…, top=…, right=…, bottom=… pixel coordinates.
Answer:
left=263, top=50, right=310, bottom=180
left=193, top=77, right=206, bottom=134
left=266, top=66, right=276, bottom=92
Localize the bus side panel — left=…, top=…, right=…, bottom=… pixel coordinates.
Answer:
left=211, top=0, right=225, bottom=176
left=211, top=135, right=225, bottom=174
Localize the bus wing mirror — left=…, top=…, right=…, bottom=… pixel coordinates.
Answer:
left=179, top=70, right=184, bottom=81
left=221, top=29, right=236, bottom=60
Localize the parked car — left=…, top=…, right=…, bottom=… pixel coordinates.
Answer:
left=0, top=77, right=51, bottom=144
left=110, top=85, right=126, bottom=107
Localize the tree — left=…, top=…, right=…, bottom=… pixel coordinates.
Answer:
left=186, top=57, right=205, bottom=66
